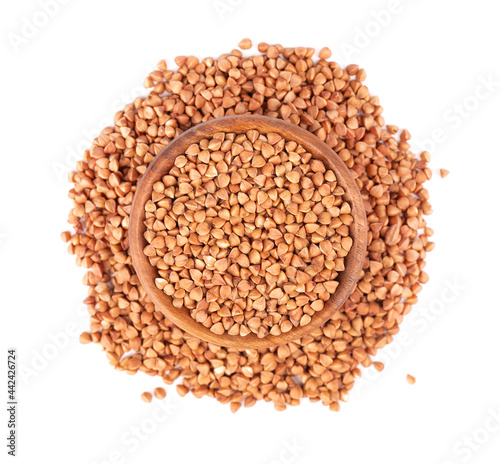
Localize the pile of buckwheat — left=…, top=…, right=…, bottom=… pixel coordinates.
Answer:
left=144, top=131, right=353, bottom=338
left=64, top=39, right=433, bottom=412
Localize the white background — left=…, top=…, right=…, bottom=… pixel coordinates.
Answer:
left=2, top=1, right=500, bottom=463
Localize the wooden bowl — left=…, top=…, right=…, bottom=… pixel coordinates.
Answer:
left=129, top=115, right=367, bottom=349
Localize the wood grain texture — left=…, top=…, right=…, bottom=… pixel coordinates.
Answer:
left=129, top=115, right=367, bottom=348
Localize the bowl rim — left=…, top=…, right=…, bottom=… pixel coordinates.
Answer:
left=129, top=115, right=367, bottom=348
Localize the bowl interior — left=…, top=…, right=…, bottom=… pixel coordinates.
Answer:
left=129, top=115, right=367, bottom=348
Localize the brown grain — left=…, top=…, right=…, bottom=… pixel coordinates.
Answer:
left=79, top=332, right=92, bottom=344
left=238, top=38, right=252, bottom=50
left=373, top=362, right=385, bottom=372
left=61, top=231, right=71, bottom=243
left=154, top=387, right=166, bottom=399
left=318, top=47, right=332, bottom=59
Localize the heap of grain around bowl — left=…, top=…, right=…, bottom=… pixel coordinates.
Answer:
left=66, top=40, right=433, bottom=412
left=143, top=130, right=353, bottom=338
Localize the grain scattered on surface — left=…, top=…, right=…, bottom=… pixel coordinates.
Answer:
left=79, top=332, right=92, bottom=344
left=154, top=387, right=167, bottom=399
left=238, top=38, right=252, bottom=50
left=318, top=47, right=332, bottom=59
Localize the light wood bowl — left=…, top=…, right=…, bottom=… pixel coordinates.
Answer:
left=129, top=115, right=367, bottom=349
